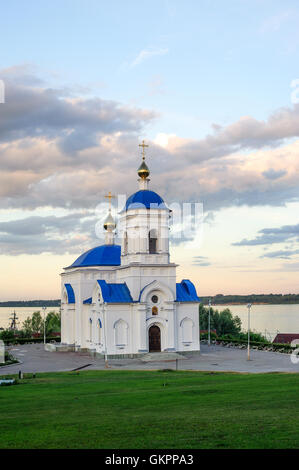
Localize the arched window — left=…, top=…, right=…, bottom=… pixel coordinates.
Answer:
left=149, top=229, right=157, bottom=254
left=114, top=320, right=128, bottom=346
left=181, top=318, right=193, bottom=343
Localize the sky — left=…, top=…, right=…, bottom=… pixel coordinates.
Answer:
left=0, top=0, right=299, bottom=299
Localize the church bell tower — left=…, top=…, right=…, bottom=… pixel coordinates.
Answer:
left=119, top=141, right=171, bottom=267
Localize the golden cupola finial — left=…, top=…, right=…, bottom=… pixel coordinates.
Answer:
left=104, top=192, right=116, bottom=232
left=138, top=140, right=150, bottom=180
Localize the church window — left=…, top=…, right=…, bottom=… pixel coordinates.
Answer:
left=149, top=229, right=157, bottom=254
left=151, top=295, right=158, bottom=304
left=181, top=318, right=193, bottom=343
left=114, top=320, right=128, bottom=346
left=152, top=306, right=158, bottom=315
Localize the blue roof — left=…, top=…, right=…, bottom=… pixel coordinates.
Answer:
left=83, top=297, right=92, bottom=304
left=176, top=280, right=200, bottom=302
left=64, top=283, right=75, bottom=304
left=98, top=280, right=133, bottom=303
left=67, top=244, right=121, bottom=268
left=124, top=190, right=167, bottom=211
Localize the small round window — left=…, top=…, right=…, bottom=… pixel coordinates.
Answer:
left=151, top=295, right=158, bottom=304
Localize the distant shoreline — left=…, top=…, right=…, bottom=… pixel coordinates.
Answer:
left=0, top=301, right=60, bottom=308
left=200, top=294, right=299, bottom=305
left=1, top=297, right=299, bottom=308
left=205, top=302, right=299, bottom=305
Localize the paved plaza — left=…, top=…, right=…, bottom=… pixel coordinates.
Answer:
left=1, top=343, right=298, bottom=375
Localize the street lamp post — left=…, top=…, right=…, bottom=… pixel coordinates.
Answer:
left=42, top=306, right=47, bottom=346
left=208, top=299, right=212, bottom=346
left=247, top=303, right=252, bottom=361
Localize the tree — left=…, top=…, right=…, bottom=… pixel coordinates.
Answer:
left=22, top=311, right=43, bottom=336
left=21, top=310, right=60, bottom=337
left=45, top=311, right=61, bottom=335
left=199, top=304, right=242, bottom=336
left=0, top=329, right=15, bottom=341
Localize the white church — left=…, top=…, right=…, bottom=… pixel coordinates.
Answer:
left=60, top=143, right=200, bottom=357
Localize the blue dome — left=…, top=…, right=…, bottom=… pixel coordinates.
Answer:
left=124, top=190, right=167, bottom=211
left=68, top=244, right=121, bottom=268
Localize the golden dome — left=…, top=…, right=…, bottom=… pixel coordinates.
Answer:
left=138, top=160, right=150, bottom=180
left=103, top=211, right=116, bottom=231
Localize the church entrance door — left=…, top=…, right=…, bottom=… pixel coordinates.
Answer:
left=149, top=325, right=161, bottom=352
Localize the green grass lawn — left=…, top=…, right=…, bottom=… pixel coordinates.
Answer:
left=0, top=370, right=298, bottom=449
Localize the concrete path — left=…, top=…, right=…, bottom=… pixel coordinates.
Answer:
left=1, top=343, right=298, bottom=375
left=141, top=352, right=186, bottom=362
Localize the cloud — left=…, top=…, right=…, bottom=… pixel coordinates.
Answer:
left=0, top=66, right=156, bottom=151
left=1, top=64, right=299, bottom=218
left=233, top=223, right=299, bottom=246
left=192, top=256, right=211, bottom=266
left=259, top=10, right=292, bottom=33
left=171, top=105, right=299, bottom=163
left=131, top=47, right=169, bottom=67
left=0, top=64, right=45, bottom=87
left=262, top=168, right=287, bottom=180
left=2, top=66, right=299, bottom=257
left=260, top=249, right=299, bottom=259
left=203, top=212, right=215, bottom=224
left=0, top=212, right=100, bottom=255
left=281, top=262, right=299, bottom=271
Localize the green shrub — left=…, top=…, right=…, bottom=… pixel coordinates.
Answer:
left=214, top=336, right=295, bottom=353
left=0, top=330, right=15, bottom=341
left=200, top=332, right=217, bottom=340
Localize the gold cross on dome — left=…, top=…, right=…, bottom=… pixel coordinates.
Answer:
left=139, top=140, right=149, bottom=160
left=104, top=191, right=115, bottom=209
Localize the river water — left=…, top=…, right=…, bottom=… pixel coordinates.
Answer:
left=0, top=307, right=60, bottom=330
left=214, top=304, right=299, bottom=341
left=0, top=304, right=298, bottom=341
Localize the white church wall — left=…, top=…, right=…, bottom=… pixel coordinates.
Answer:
left=60, top=266, right=119, bottom=348
left=61, top=304, right=76, bottom=345
left=86, top=303, right=136, bottom=356
left=176, top=303, right=200, bottom=352
left=80, top=304, right=92, bottom=349
left=116, top=265, right=177, bottom=301
left=61, top=266, right=117, bottom=304
left=135, top=303, right=147, bottom=353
